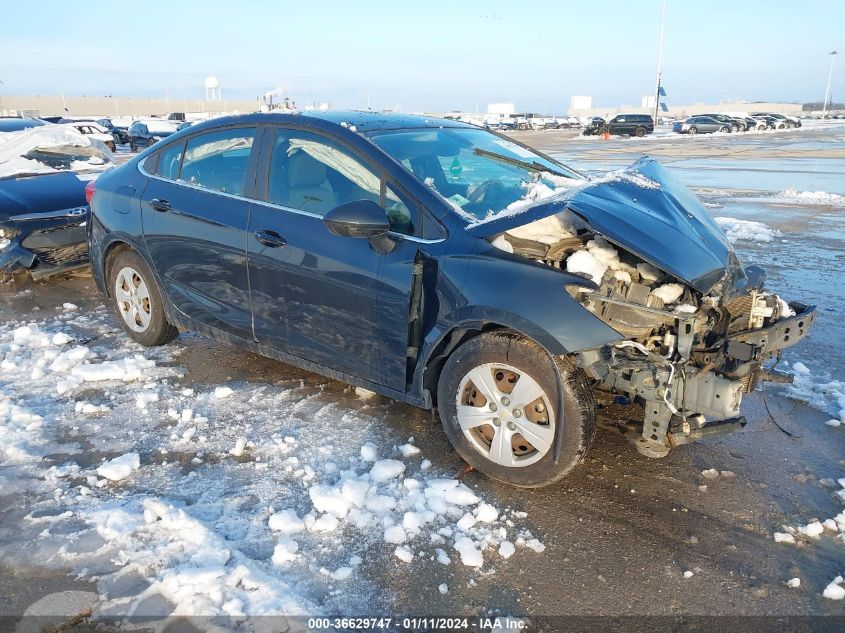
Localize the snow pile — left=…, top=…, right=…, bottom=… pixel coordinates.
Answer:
left=769, top=189, right=845, bottom=206
left=824, top=576, right=845, bottom=600
left=714, top=217, right=777, bottom=244
left=0, top=305, right=546, bottom=619
left=504, top=212, right=580, bottom=245
left=0, top=125, right=114, bottom=178
left=565, top=236, right=629, bottom=285
left=651, top=283, right=684, bottom=305
left=96, top=452, right=140, bottom=481
left=781, top=361, right=845, bottom=427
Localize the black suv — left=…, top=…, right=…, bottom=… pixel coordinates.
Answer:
left=599, top=114, right=654, bottom=137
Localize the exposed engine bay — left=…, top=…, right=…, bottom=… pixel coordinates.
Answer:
left=492, top=212, right=816, bottom=457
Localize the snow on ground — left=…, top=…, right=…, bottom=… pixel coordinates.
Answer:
left=714, top=217, right=778, bottom=244
left=772, top=474, right=845, bottom=600
left=697, top=188, right=845, bottom=209
left=767, top=189, right=845, bottom=207
left=781, top=361, right=845, bottom=428
left=0, top=304, right=545, bottom=623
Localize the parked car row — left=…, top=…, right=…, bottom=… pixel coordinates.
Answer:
left=672, top=112, right=801, bottom=135
left=487, top=114, right=582, bottom=131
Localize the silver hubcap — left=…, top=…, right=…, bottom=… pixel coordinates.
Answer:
left=114, top=266, right=152, bottom=333
left=455, top=362, right=556, bottom=467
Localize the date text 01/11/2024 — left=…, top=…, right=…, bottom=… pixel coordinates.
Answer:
left=306, top=616, right=525, bottom=630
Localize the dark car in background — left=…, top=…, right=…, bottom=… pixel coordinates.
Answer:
left=97, top=118, right=130, bottom=145
left=700, top=113, right=743, bottom=132
left=87, top=111, right=814, bottom=487
left=672, top=116, right=732, bottom=135
left=1, top=127, right=114, bottom=278
left=581, top=117, right=606, bottom=135
left=586, top=114, right=654, bottom=137
left=128, top=120, right=178, bottom=152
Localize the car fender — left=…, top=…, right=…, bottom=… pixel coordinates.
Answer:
left=458, top=251, right=622, bottom=354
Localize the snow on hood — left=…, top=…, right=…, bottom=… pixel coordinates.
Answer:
left=468, top=157, right=733, bottom=294
left=0, top=125, right=115, bottom=178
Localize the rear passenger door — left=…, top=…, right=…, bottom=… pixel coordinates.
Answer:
left=140, top=126, right=257, bottom=337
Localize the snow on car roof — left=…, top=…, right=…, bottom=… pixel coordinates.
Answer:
left=0, top=125, right=114, bottom=178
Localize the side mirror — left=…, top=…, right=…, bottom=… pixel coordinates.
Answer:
left=324, top=200, right=390, bottom=239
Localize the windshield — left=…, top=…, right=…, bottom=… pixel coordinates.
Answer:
left=0, top=125, right=115, bottom=179
left=367, top=127, right=584, bottom=221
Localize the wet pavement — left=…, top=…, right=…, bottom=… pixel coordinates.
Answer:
left=2, top=123, right=845, bottom=629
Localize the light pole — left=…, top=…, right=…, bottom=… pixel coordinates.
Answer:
left=822, top=51, right=837, bottom=119
left=653, top=0, right=667, bottom=125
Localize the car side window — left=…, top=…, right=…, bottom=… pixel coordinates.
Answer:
left=384, top=184, right=416, bottom=235
left=180, top=127, right=256, bottom=196
left=156, top=142, right=184, bottom=180
left=267, top=129, right=382, bottom=218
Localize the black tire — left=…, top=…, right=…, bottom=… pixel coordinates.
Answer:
left=436, top=331, right=596, bottom=488
left=107, top=248, right=178, bottom=347
left=130, top=143, right=137, bottom=152
left=720, top=126, right=730, bottom=133
left=635, top=127, right=646, bottom=137
left=688, top=126, right=698, bottom=135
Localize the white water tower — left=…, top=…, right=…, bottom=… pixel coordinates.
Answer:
left=205, top=76, right=221, bottom=101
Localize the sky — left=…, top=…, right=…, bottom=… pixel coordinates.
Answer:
left=1, top=0, right=842, bottom=113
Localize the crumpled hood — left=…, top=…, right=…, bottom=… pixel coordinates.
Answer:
left=0, top=172, right=89, bottom=222
left=466, top=157, right=732, bottom=294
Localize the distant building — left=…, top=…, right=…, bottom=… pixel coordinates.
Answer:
left=205, top=76, right=221, bottom=101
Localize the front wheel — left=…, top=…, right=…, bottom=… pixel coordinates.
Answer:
left=720, top=126, right=730, bottom=133
left=437, top=332, right=596, bottom=487
left=107, top=249, right=178, bottom=346
left=635, top=127, right=646, bottom=137
left=688, top=126, right=698, bottom=135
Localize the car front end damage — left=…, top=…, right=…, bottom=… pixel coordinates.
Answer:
left=570, top=261, right=815, bottom=457
left=474, top=157, right=816, bottom=457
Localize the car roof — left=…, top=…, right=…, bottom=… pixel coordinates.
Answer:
left=178, top=110, right=475, bottom=135
left=0, top=118, right=46, bottom=132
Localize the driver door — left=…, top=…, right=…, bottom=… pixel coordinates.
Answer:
left=247, top=127, right=388, bottom=382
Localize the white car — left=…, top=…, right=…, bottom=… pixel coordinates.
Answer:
left=68, top=122, right=116, bottom=151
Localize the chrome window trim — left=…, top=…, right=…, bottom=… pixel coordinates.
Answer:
left=138, top=157, right=445, bottom=245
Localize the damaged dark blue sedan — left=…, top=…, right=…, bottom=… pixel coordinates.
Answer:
left=87, top=112, right=815, bottom=487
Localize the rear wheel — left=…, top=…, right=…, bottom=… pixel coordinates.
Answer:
left=107, top=249, right=177, bottom=346
left=437, top=332, right=595, bottom=487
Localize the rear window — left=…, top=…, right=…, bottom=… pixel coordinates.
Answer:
left=180, top=128, right=255, bottom=195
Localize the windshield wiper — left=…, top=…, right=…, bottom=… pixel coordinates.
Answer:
left=473, top=148, right=570, bottom=177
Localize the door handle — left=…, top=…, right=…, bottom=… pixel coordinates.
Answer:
left=150, top=198, right=171, bottom=212
left=254, top=229, right=287, bottom=248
